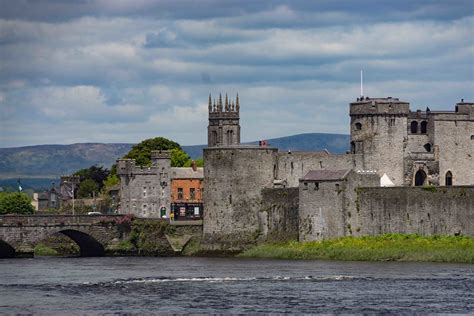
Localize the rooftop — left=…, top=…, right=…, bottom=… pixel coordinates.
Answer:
left=171, top=167, right=204, bottom=179
left=300, top=169, right=351, bottom=182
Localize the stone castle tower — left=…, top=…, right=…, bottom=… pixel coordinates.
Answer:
left=207, top=93, right=240, bottom=147
left=350, top=97, right=410, bottom=185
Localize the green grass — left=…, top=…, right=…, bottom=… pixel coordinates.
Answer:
left=238, top=234, right=474, bottom=263
left=34, top=243, right=60, bottom=256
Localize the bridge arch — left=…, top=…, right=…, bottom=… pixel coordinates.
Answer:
left=47, top=229, right=106, bottom=257
left=0, top=239, right=16, bottom=258
left=57, top=229, right=105, bottom=257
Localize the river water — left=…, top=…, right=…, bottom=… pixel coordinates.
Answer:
left=0, top=257, right=473, bottom=314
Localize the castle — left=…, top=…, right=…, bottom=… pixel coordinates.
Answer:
left=202, top=94, right=473, bottom=250
left=115, top=93, right=473, bottom=251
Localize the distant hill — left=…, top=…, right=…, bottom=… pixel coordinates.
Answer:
left=0, top=133, right=349, bottom=189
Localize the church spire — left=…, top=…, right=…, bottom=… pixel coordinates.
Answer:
left=208, top=93, right=212, bottom=112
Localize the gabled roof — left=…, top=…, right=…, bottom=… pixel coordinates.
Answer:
left=300, top=169, right=351, bottom=182
left=171, top=167, right=204, bottom=180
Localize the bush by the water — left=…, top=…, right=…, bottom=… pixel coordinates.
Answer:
left=239, top=234, right=474, bottom=263
left=0, top=192, right=34, bottom=215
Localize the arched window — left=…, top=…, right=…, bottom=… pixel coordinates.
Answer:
left=445, top=171, right=453, bottom=186
left=355, top=122, right=362, bottom=130
left=423, top=143, right=431, bottom=152
left=350, top=141, right=356, bottom=154
left=420, top=121, right=428, bottom=134
left=414, top=170, right=426, bottom=186
left=410, top=121, right=418, bottom=134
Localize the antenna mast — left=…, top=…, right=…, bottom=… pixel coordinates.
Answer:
left=360, top=69, right=364, bottom=97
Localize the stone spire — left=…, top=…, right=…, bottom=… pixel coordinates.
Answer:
left=208, top=93, right=212, bottom=113
left=225, top=94, right=229, bottom=111
left=218, top=93, right=223, bottom=112
left=236, top=93, right=240, bottom=113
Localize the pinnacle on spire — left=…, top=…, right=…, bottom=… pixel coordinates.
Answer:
left=231, top=100, right=235, bottom=111
left=208, top=93, right=212, bottom=112
left=225, top=93, right=229, bottom=111
left=218, top=93, right=223, bottom=112
left=213, top=99, right=216, bottom=112
left=236, top=93, right=240, bottom=112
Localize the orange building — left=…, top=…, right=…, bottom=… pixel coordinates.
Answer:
left=170, top=165, right=204, bottom=220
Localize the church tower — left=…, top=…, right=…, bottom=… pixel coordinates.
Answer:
left=207, top=93, right=241, bottom=147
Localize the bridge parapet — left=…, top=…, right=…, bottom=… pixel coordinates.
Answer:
left=0, top=215, right=126, bottom=227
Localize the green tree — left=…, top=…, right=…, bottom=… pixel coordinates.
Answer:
left=74, top=165, right=109, bottom=192
left=77, top=179, right=99, bottom=198
left=183, top=158, right=204, bottom=167
left=0, top=192, right=35, bottom=215
left=124, top=137, right=191, bottom=167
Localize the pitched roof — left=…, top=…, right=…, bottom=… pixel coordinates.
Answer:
left=171, top=167, right=204, bottom=179
left=300, top=169, right=351, bottom=182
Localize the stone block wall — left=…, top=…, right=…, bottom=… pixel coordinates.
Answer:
left=202, top=146, right=277, bottom=251
left=260, top=188, right=299, bottom=242
left=355, top=186, right=474, bottom=236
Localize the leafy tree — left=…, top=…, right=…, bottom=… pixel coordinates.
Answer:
left=74, top=165, right=109, bottom=191
left=123, top=137, right=191, bottom=167
left=0, top=192, right=35, bottom=215
left=77, top=179, right=99, bottom=198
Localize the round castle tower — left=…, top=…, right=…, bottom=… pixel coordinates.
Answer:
left=203, top=93, right=278, bottom=251
left=350, top=97, right=410, bottom=185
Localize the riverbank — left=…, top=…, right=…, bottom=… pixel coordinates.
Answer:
left=238, top=234, right=474, bottom=263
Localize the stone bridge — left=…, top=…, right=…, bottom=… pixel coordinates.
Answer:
left=0, top=215, right=129, bottom=258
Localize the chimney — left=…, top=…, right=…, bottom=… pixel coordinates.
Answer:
left=191, top=160, right=197, bottom=171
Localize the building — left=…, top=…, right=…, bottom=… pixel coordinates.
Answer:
left=202, top=94, right=474, bottom=250
left=117, top=150, right=204, bottom=219
left=171, top=161, right=204, bottom=220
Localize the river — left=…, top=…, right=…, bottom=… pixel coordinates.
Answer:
left=0, top=257, right=473, bottom=314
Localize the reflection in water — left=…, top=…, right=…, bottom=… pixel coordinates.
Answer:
left=0, top=257, right=473, bottom=314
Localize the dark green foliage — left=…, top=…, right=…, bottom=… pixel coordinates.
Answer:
left=77, top=179, right=99, bottom=198
left=0, top=192, right=35, bottom=215
left=123, top=137, right=190, bottom=167
left=74, top=165, right=109, bottom=192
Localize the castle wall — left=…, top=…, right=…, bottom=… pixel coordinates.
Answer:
left=260, top=188, right=299, bottom=242
left=351, top=115, right=408, bottom=185
left=202, top=146, right=277, bottom=251
left=433, top=116, right=474, bottom=185
left=299, top=171, right=379, bottom=241
left=356, top=186, right=474, bottom=236
left=300, top=183, right=474, bottom=241
left=277, top=152, right=353, bottom=187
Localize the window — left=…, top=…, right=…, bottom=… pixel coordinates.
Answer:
left=303, top=182, right=308, bottom=190
left=445, top=171, right=453, bottom=186
left=314, top=182, right=319, bottom=190
left=350, top=141, right=356, bottom=154
left=471, top=135, right=474, bottom=140
left=355, top=122, right=362, bottom=130
left=142, top=204, right=147, bottom=212
left=420, top=121, right=427, bottom=134
left=410, top=121, right=418, bottom=134
left=143, top=187, right=147, bottom=197
left=423, top=143, right=431, bottom=152
left=190, top=188, right=196, bottom=200
left=389, top=118, right=396, bottom=127
left=177, top=188, right=183, bottom=200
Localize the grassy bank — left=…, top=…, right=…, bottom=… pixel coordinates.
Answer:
left=238, top=234, right=474, bottom=263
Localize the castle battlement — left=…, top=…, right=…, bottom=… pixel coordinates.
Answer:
left=350, top=97, right=410, bottom=116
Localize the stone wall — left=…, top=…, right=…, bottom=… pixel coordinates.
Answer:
left=202, top=146, right=277, bottom=251
left=277, top=152, right=353, bottom=187
left=300, top=184, right=474, bottom=241
left=355, top=186, right=474, bottom=236
left=434, top=116, right=474, bottom=186
left=260, top=188, right=299, bottom=242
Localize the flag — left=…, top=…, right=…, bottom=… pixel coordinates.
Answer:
left=17, top=179, right=23, bottom=192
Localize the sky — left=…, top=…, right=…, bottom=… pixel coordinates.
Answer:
left=0, top=0, right=473, bottom=147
